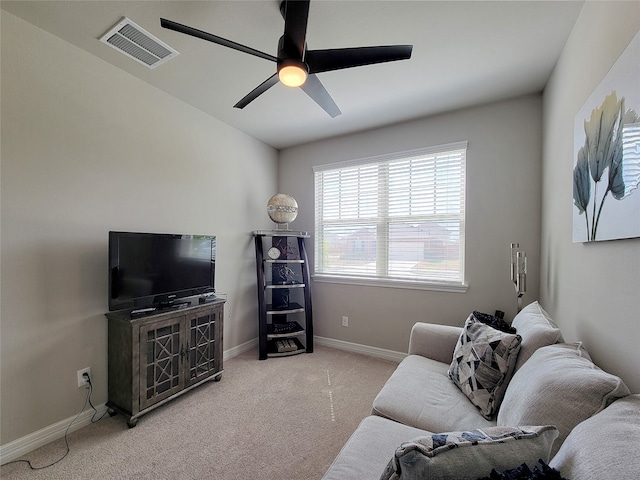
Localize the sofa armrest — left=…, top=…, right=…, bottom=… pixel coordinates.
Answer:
left=408, top=322, right=462, bottom=364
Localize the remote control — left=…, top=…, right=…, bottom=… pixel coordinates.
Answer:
left=132, top=307, right=156, bottom=314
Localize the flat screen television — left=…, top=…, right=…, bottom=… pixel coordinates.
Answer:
left=109, top=231, right=216, bottom=312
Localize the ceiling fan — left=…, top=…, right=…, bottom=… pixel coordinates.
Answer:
left=160, top=0, right=413, bottom=117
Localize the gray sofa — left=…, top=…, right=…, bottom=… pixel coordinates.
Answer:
left=322, top=302, right=640, bottom=480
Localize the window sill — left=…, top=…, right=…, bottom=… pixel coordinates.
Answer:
left=311, top=274, right=468, bottom=293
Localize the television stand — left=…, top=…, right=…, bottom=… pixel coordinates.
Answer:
left=105, top=297, right=224, bottom=427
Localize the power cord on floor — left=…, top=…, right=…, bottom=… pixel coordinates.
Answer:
left=86, top=374, right=108, bottom=424
left=4, top=372, right=104, bottom=470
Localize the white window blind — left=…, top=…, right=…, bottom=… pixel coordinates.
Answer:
left=314, top=142, right=466, bottom=287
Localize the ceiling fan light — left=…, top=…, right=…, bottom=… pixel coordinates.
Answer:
left=278, top=64, right=308, bottom=87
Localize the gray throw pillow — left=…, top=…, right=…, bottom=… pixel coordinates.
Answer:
left=380, top=425, right=558, bottom=480
left=511, top=301, right=563, bottom=371
left=449, top=314, right=522, bottom=419
left=498, top=342, right=631, bottom=457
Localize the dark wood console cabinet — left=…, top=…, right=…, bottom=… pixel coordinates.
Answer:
left=105, top=298, right=224, bottom=427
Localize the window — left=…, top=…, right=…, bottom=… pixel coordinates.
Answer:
left=313, top=142, right=466, bottom=290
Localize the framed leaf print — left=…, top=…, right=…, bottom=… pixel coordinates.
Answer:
left=572, top=31, right=640, bottom=243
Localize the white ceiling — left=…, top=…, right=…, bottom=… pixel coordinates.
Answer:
left=1, top=0, right=584, bottom=149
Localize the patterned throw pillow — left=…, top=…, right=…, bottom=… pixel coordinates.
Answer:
left=449, top=314, right=522, bottom=419
left=380, top=425, right=558, bottom=480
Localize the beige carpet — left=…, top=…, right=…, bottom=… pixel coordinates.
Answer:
left=1, top=346, right=397, bottom=479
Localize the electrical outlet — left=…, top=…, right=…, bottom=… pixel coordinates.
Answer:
left=341, top=316, right=349, bottom=327
left=77, top=367, right=91, bottom=388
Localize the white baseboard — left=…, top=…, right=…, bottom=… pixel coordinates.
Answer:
left=314, top=336, right=406, bottom=363
left=230, top=335, right=407, bottom=363
left=223, top=338, right=258, bottom=361
left=232, top=335, right=406, bottom=363
left=1, top=337, right=398, bottom=465
left=1, top=340, right=256, bottom=465
left=0, top=404, right=109, bottom=465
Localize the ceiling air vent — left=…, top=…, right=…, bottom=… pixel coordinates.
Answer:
left=99, top=17, right=178, bottom=69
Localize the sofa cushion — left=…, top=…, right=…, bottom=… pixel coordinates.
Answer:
left=372, top=355, right=496, bottom=432
left=511, top=301, right=563, bottom=371
left=449, top=314, right=522, bottom=419
left=321, top=415, right=430, bottom=480
left=497, top=342, right=631, bottom=457
left=550, top=394, right=640, bottom=479
left=380, top=425, right=558, bottom=480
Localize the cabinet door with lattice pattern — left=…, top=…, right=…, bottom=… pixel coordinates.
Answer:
left=186, top=304, right=222, bottom=386
left=139, top=317, right=186, bottom=410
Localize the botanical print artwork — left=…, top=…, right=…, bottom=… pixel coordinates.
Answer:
left=572, top=32, right=640, bottom=243
left=573, top=93, right=640, bottom=241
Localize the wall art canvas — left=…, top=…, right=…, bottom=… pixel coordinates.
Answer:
left=572, top=31, right=640, bottom=243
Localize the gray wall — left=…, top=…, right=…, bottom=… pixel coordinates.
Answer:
left=541, top=1, right=640, bottom=392
left=1, top=12, right=276, bottom=445
left=279, top=95, right=543, bottom=353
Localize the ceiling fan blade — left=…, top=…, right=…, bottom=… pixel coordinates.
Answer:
left=160, top=18, right=277, bottom=63
left=306, top=45, right=413, bottom=74
left=300, top=74, right=341, bottom=118
left=234, top=74, right=280, bottom=109
left=281, top=0, right=310, bottom=58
